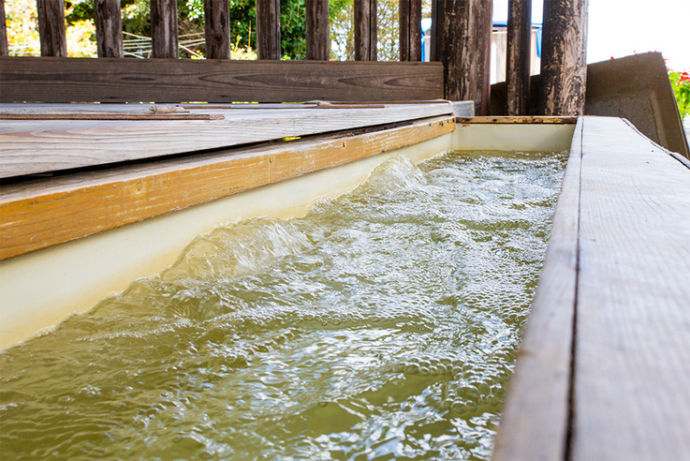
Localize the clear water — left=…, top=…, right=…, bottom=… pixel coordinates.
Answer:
left=0, top=151, right=566, bottom=460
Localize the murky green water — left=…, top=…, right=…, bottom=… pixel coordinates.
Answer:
left=0, top=151, right=566, bottom=460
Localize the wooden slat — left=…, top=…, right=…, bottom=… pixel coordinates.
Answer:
left=435, top=0, right=492, bottom=114
left=306, top=0, right=329, bottom=60
left=94, top=0, right=123, bottom=58
left=204, top=0, right=231, bottom=59
left=538, top=0, right=588, bottom=115
left=0, top=57, right=443, bottom=103
left=456, top=115, right=576, bottom=124
left=0, top=103, right=453, bottom=177
left=0, top=116, right=454, bottom=260
left=492, top=118, right=582, bottom=461
left=36, top=0, right=67, bottom=57
left=354, top=0, right=377, bottom=61
left=572, top=117, right=690, bottom=460
left=150, top=0, right=178, bottom=58
left=399, top=0, right=422, bottom=61
left=506, top=0, right=531, bottom=115
left=256, top=0, right=281, bottom=59
left=0, top=0, right=8, bottom=57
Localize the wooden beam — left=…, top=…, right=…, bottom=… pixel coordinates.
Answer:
left=150, top=0, right=178, bottom=58
left=539, top=0, right=588, bottom=115
left=0, top=116, right=454, bottom=261
left=354, top=0, right=377, bottom=61
left=94, top=0, right=123, bottom=58
left=0, top=57, right=443, bottom=103
left=506, top=0, right=530, bottom=115
left=305, top=0, right=329, bottom=60
left=0, top=0, right=8, bottom=57
left=204, top=0, right=231, bottom=59
left=399, top=0, right=422, bottom=61
left=36, top=0, right=67, bottom=57
left=435, top=0, right=493, bottom=114
left=256, top=0, right=280, bottom=59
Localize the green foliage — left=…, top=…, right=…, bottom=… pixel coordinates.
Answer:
left=669, top=71, right=690, bottom=120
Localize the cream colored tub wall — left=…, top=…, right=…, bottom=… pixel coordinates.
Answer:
left=452, top=124, right=576, bottom=152
left=0, top=133, right=453, bottom=350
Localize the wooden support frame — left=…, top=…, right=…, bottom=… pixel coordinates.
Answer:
left=0, top=57, right=444, bottom=103
left=256, top=0, right=281, bottom=59
left=94, top=0, right=123, bottom=58
left=0, top=0, right=8, bottom=57
left=306, top=0, right=329, bottom=60
left=354, top=0, right=377, bottom=61
left=506, top=0, right=531, bottom=115
left=539, top=0, right=588, bottom=115
left=399, top=0, right=422, bottom=61
left=150, top=0, right=179, bottom=58
left=36, top=0, right=67, bottom=57
left=204, top=0, right=231, bottom=59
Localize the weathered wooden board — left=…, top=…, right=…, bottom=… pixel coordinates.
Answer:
left=456, top=115, right=576, bottom=124
left=0, top=57, right=444, bottom=103
left=306, top=0, right=329, bottom=60
left=256, top=0, right=281, bottom=59
left=0, top=103, right=453, bottom=178
left=204, top=0, right=231, bottom=59
left=36, top=0, right=67, bottom=57
left=94, top=0, right=123, bottom=58
left=354, top=0, right=377, bottom=61
left=505, top=0, right=531, bottom=115
left=492, top=119, right=581, bottom=461
left=0, top=116, right=454, bottom=260
left=399, top=0, right=422, bottom=61
left=150, top=0, right=178, bottom=58
left=572, top=117, right=690, bottom=460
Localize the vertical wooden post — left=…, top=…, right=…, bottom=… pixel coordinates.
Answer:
left=150, top=0, right=178, bottom=58
left=430, top=0, right=440, bottom=61
left=399, top=0, right=422, bottom=61
left=256, top=0, right=281, bottom=59
left=306, top=0, right=329, bottom=60
left=436, top=0, right=493, bottom=114
left=0, top=0, right=8, bottom=56
left=36, top=0, right=67, bottom=57
left=539, top=0, right=588, bottom=115
left=94, top=0, right=123, bottom=58
left=354, top=0, right=376, bottom=61
left=506, top=0, right=531, bottom=115
left=204, top=0, right=231, bottom=59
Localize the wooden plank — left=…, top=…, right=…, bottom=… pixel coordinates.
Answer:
left=492, top=118, right=582, bottom=461
left=0, top=103, right=453, bottom=177
left=204, top=0, right=231, bottom=59
left=36, top=0, right=67, bottom=57
left=150, top=0, right=178, bottom=58
left=505, top=0, right=530, bottom=115
left=456, top=115, right=576, bottom=124
left=0, top=0, right=8, bottom=57
left=0, top=57, right=444, bottom=103
left=0, top=116, right=454, bottom=260
left=306, top=0, right=329, bottom=60
left=435, top=0, right=493, bottom=114
left=399, top=0, right=422, bottom=61
left=538, top=0, right=588, bottom=115
left=572, top=117, right=690, bottom=460
left=0, top=113, right=221, bottom=120
left=354, top=0, right=377, bottom=61
left=94, top=0, right=123, bottom=58
left=256, top=0, right=280, bottom=59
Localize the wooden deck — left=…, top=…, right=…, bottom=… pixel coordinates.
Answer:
left=493, top=116, right=690, bottom=460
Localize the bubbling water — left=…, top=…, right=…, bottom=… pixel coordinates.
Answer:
left=0, top=151, right=566, bottom=460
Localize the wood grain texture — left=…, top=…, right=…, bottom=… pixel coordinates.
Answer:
left=0, top=57, right=443, bottom=103
left=0, top=103, right=453, bottom=177
left=399, top=0, right=422, bottom=61
left=256, top=0, right=280, bottom=59
left=505, top=0, right=530, bottom=115
left=539, top=0, right=588, bottom=115
left=492, top=118, right=582, bottom=461
left=572, top=117, right=690, bottom=460
left=204, top=0, right=231, bottom=59
left=306, top=0, right=329, bottom=60
left=94, top=0, right=123, bottom=58
left=36, top=0, right=67, bottom=57
left=456, top=115, right=576, bottom=124
left=354, top=0, right=377, bottom=61
left=0, top=0, right=8, bottom=57
left=0, top=116, right=454, bottom=260
left=150, top=0, right=178, bottom=58
left=435, top=0, right=493, bottom=114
